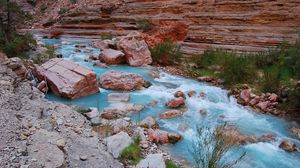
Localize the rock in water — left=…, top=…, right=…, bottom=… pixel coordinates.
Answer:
left=279, top=140, right=298, bottom=152
left=99, top=49, right=125, bottom=65
left=166, top=97, right=185, bottom=108
left=108, top=93, right=130, bottom=102
left=99, top=70, right=145, bottom=90
left=34, top=58, right=99, bottom=99
left=159, top=110, right=184, bottom=119
left=118, top=31, right=152, bottom=66
left=104, top=131, right=133, bottom=158
left=136, top=154, right=166, bottom=168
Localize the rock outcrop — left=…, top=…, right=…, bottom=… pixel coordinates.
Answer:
left=34, top=58, right=99, bottom=99
left=26, top=0, right=300, bottom=56
left=99, top=70, right=145, bottom=90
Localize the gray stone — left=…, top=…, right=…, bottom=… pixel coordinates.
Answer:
left=104, top=131, right=133, bottom=158
left=136, top=153, right=166, bottom=168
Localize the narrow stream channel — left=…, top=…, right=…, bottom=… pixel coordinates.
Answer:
left=40, top=35, right=300, bottom=168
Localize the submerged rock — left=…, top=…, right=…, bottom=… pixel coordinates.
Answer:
left=99, top=49, right=125, bottom=65
left=99, top=70, right=145, bottom=90
left=136, top=153, right=166, bottom=168
left=108, top=93, right=130, bottom=102
left=34, top=58, right=99, bottom=99
left=279, top=140, right=298, bottom=152
left=159, top=110, right=185, bottom=119
left=118, top=31, right=152, bottom=66
left=174, top=91, right=186, bottom=99
left=166, top=97, right=185, bottom=108
left=104, top=131, right=133, bottom=158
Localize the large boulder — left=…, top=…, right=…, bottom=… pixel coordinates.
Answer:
left=99, top=70, right=145, bottom=90
left=99, top=49, right=125, bottom=65
left=104, top=131, right=133, bottom=158
left=136, top=154, right=166, bottom=168
left=34, top=58, right=99, bottom=99
left=118, top=31, right=152, bottom=66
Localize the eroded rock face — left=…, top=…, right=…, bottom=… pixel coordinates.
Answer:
left=118, top=31, right=152, bottom=67
left=99, top=70, right=145, bottom=90
left=99, top=49, right=125, bottom=65
left=34, top=58, right=99, bottom=99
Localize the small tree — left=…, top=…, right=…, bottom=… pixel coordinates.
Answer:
left=190, top=124, right=246, bottom=168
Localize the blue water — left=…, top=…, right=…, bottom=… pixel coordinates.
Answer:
left=39, top=35, right=300, bottom=168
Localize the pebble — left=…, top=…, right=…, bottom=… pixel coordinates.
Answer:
left=80, top=155, right=88, bottom=161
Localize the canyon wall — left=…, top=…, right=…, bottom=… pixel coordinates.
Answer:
left=21, top=0, right=300, bottom=56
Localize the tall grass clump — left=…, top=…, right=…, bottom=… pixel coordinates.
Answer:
left=119, top=137, right=143, bottom=165
left=190, top=124, right=246, bottom=168
left=165, top=160, right=180, bottom=168
left=151, top=40, right=182, bottom=65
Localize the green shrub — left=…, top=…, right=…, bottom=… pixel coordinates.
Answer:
left=190, top=124, right=246, bottom=168
left=165, top=160, right=180, bottom=168
left=58, top=8, right=68, bottom=15
left=119, top=137, right=142, bottom=165
left=136, top=19, right=152, bottom=32
left=40, top=4, right=47, bottom=12
left=151, top=40, right=182, bottom=65
left=70, top=0, right=77, bottom=4
left=221, top=54, right=256, bottom=85
left=260, top=66, right=281, bottom=93
left=0, top=33, right=36, bottom=58
left=30, top=45, right=56, bottom=64
left=101, top=32, right=114, bottom=40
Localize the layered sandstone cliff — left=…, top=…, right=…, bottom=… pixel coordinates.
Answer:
left=19, top=0, right=300, bottom=56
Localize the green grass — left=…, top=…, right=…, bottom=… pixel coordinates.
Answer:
left=165, top=160, right=180, bottom=168
left=101, top=32, right=114, bottom=40
left=119, top=137, right=143, bottom=165
left=136, top=19, right=152, bottom=32
left=150, top=40, right=182, bottom=65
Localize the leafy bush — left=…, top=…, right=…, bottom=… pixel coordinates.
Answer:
left=190, top=124, right=246, bottom=168
left=119, top=137, right=142, bottom=165
left=101, top=32, right=114, bottom=40
left=70, top=0, right=77, bottom=4
left=58, top=8, right=68, bottom=15
left=0, top=33, right=36, bottom=58
left=260, top=66, right=281, bottom=93
left=136, top=19, right=152, bottom=32
left=165, top=160, right=180, bottom=168
left=150, top=40, right=182, bottom=65
left=30, top=45, right=56, bottom=64
left=40, top=4, right=47, bottom=12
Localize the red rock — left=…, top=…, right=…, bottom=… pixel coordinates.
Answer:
left=279, top=140, right=298, bottom=152
left=249, top=97, right=260, bottom=106
left=84, top=108, right=99, bottom=119
left=89, top=54, right=98, bottom=60
left=91, top=40, right=109, bottom=50
left=269, top=93, right=278, bottom=102
left=34, top=58, right=99, bottom=99
left=258, top=133, right=276, bottom=142
left=99, top=70, right=145, bottom=90
left=174, top=91, right=186, bottom=99
left=256, top=101, right=270, bottom=111
left=240, top=89, right=252, bottom=103
left=108, top=93, right=130, bottom=102
left=37, top=81, right=48, bottom=93
left=101, top=109, right=121, bottom=120
left=148, top=129, right=182, bottom=144
left=118, top=31, right=152, bottom=66
left=159, top=110, right=184, bottom=119
left=166, top=97, right=185, bottom=108
left=5, top=57, right=27, bottom=79
left=99, top=49, right=125, bottom=65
